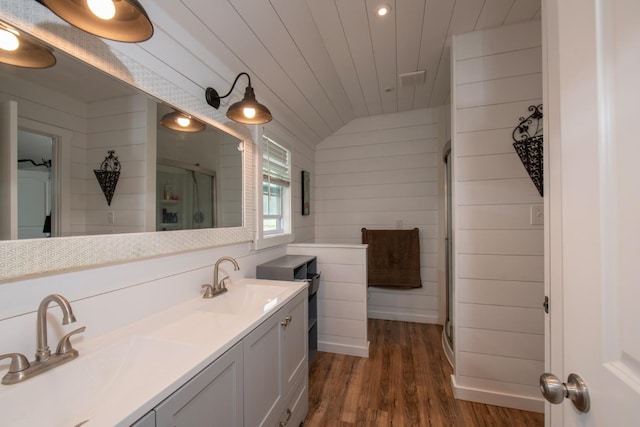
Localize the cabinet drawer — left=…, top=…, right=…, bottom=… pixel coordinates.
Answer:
left=277, top=374, right=308, bottom=427
left=154, top=343, right=243, bottom=427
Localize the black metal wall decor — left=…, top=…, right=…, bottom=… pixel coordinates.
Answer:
left=512, top=104, right=543, bottom=197
left=94, top=150, right=121, bottom=206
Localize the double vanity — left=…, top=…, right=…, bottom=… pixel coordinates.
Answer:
left=0, top=275, right=308, bottom=426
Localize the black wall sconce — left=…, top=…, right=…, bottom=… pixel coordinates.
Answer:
left=205, top=72, right=272, bottom=125
left=35, top=0, right=153, bottom=43
left=94, top=150, right=121, bottom=206
left=512, top=104, right=543, bottom=197
left=160, top=110, right=206, bottom=132
left=0, top=21, right=56, bottom=68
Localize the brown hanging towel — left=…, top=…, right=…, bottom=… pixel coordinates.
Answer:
left=361, top=227, right=422, bottom=288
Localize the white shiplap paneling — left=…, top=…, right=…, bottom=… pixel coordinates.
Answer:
left=315, top=107, right=443, bottom=323
left=451, top=20, right=543, bottom=411
left=287, top=244, right=369, bottom=357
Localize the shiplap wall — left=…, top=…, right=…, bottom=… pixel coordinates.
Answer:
left=287, top=243, right=369, bottom=357
left=314, top=108, right=443, bottom=324
left=451, top=20, right=544, bottom=412
left=0, top=76, right=152, bottom=236
left=0, top=74, right=89, bottom=237
left=84, top=94, right=151, bottom=235
left=219, top=134, right=243, bottom=227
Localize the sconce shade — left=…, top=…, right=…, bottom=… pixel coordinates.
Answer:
left=36, top=0, right=154, bottom=43
left=205, top=72, right=272, bottom=125
left=160, top=111, right=206, bottom=132
left=0, top=24, right=56, bottom=68
left=226, top=86, right=272, bottom=125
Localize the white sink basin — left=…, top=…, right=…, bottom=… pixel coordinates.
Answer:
left=199, top=284, right=289, bottom=315
left=0, top=335, right=195, bottom=426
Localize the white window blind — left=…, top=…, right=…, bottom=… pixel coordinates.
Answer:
left=262, top=135, right=290, bottom=187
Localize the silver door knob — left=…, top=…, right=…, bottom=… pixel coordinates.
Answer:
left=540, top=373, right=590, bottom=413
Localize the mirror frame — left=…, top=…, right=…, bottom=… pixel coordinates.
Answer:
left=0, top=2, right=255, bottom=282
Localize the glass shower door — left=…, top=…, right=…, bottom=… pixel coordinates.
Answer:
left=444, top=147, right=454, bottom=350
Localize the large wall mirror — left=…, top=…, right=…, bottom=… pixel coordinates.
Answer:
left=0, top=3, right=255, bottom=281
left=1, top=50, right=243, bottom=239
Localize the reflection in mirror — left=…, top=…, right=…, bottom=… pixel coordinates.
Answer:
left=0, top=44, right=243, bottom=241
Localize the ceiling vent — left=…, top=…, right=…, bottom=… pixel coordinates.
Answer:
left=398, top=70, right=426, bottom=87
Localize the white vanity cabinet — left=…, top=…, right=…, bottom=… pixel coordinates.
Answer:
left=243, top=290, right=308, bottom=427
left=130, top=287, right=307, bottom=427
left=154, top=342, right=243, bottom=427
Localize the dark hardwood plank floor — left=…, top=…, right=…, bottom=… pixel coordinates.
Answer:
left=304, top=319, right=544, bottom=427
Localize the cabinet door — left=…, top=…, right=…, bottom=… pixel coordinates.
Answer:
left=282, top=293, right=307, bottom=391
left=131, top=410, right=155, bottom=427
left=243, top=308, right=284, bottom=427
left=154, top=343, right=243, bottom=427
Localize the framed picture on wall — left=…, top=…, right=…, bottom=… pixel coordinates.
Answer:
left=302, top=170, right=310, bottom=215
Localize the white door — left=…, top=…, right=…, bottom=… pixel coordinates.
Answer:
left=17, top=169, right=50, bottom=239
left=545, top=0, right=640, bottom=425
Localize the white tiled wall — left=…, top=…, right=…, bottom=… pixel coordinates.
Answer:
left=451, top=20, right=544, bottom=412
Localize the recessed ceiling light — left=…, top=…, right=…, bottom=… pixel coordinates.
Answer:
left=377, top=4, right=391, bottom=17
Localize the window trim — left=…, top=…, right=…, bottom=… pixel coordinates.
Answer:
left=255, top=133, right=293, bottom=250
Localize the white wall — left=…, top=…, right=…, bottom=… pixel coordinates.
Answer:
left=314, top=108, right=443, bottom=324
left=85, top=94, right=151, bottom=235
left=287, top=243, right=368, bottom=357
left=0, top=243, right=287, bottom=358
left=451, top=20, right=544, bottom=412
left=0, top=77, right=153, bottom=237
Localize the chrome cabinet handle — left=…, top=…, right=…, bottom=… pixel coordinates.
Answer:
left=540, top=373, right=590, bottom=413
left=280, top=315, right=293, bottom=327
left=279, top=408, right=292, bottom=426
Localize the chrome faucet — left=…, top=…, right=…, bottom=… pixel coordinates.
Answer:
left=36, top=294, right=76, bottom=362
left=0, top=294, right=85, bottom=385
left=202, top=256, right=240, bottom=298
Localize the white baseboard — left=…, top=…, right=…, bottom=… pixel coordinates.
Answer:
left=318, top=340, right=369, bottom=358
left=451, top=375, right=545, bottom=413
left=368, top=309, right=439, bottom=324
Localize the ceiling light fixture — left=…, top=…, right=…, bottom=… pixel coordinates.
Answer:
left=377, top=4, right=391, bottom=16
left=160, top=110, right=206, bottom=133
left=205, top=72, right=272, bottom=125
left=0, top=22, right=56, bottom=68
left=36, top=0, right=154, bottom=43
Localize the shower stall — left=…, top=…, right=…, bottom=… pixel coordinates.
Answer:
left=156, top=161, right=216, bottom=231
left=442, top=144, right=454, bottom=365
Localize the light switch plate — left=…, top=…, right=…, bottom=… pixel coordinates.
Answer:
left=530, top=205, right=544, bottom=225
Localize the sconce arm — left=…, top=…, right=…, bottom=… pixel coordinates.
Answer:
left=205, top=72, right=251, bottom=109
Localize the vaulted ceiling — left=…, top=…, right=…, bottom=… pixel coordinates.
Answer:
left=146, top=0, right=541, bottom=146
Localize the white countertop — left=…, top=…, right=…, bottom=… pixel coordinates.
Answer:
left=0, top=278, right=307, bottom=427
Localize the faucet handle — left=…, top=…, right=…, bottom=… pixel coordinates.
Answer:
left=0, top=353, right=30, bottom=374
left=55, top=326, right=86, bottom=355
left=219, top=275, right=230, bottom=290
left=202, top=284, right=215, bottom=298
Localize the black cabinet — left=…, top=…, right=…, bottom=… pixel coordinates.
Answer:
left=256, top=255, right=320, bottom=363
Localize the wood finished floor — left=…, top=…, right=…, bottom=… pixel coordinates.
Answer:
left=304, top=319, right=544, bottom=427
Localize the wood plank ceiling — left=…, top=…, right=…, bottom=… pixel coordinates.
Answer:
left=148, top=0, right=541, bottom=146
